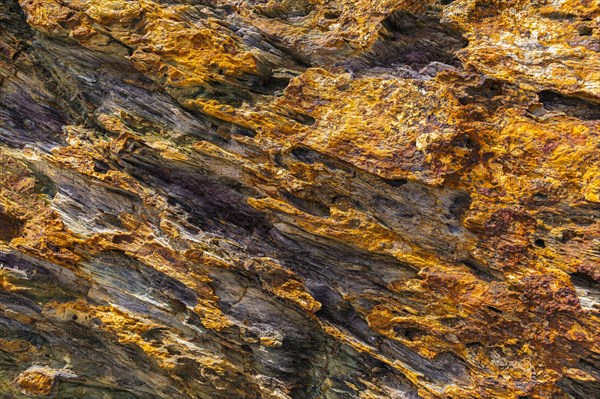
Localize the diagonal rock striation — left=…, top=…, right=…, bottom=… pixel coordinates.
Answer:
left=0, top=0, right=599, bottom=398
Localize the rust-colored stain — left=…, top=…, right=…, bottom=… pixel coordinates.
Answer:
left=0, top=0, right=598, bottom=398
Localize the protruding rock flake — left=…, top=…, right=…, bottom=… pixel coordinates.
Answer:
left=0, top=0, right=598, bottom=398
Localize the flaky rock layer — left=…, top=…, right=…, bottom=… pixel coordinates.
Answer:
left=0, top=0, right=599, bottom=398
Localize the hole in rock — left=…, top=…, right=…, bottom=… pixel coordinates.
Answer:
left=383, top=178, right=408, bottom=187
left=533, top=192, right=548, bottom=202
left=578, top=25, right=593, bottom=36
left=265, top=75, right=291, bottom=93
left=324, top=10, right=341, bottom=19
left=248, top=75, right=291, bottom=96
left=534, top=239, right=546, bottom=248
left=571, top=272, right=599, bottom=286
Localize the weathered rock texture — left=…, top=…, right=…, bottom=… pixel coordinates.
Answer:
left=0, top=0, right=599, bottom=398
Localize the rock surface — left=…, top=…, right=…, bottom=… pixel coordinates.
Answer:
left=0, top=0, right=599, bottom=398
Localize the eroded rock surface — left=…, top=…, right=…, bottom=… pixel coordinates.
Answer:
left=0, top=0, right=599, bottom=398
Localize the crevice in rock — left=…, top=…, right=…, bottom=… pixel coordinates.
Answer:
left=253, top=31, right=313, bottom=68
left=538, top=90, right=600, bottom=120
left=117, top=144, right=272, bottom=240
left=393, top=325, right=424, bottom=341
left=0, top=212, right=23, bottom=242
left=542, top=12, right=578, bottom=22
left=570, top=272, right=600, bottom=311
left=286, top=110, right=315, bottom=126
left=577, top=25, right=593, bottom=36
left=449, top=192, right=472, bottom=220
left=461, top=258, right=504, bottom=282
left=459, top=78, right=508, bottom=116
left=278, top=189, right=330, bottom=218
left=289, top=146, right=356, bottom=175
left=246, top=74, right=292, bottom=96
left=191, top=79, right=252, bottom=108
left=557, top=376, right=600, bottom=399
left=93, top=159, right=111, bottom=174
left=465, top=79, right=504, bottom=99
left=229, top=123, right=257, bottom=138
left=383, top=178, right=408, bottom=187
left=343, top=8, right=468, bottom=74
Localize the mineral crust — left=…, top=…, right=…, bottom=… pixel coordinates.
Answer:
left=0, top=0, right=599, bottom=398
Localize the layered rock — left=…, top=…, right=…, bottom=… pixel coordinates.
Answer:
left=0, top=0, right=599, bottom=398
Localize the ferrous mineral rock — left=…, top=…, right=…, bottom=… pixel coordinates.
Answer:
left=0, top=0, right=599, bottom=398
